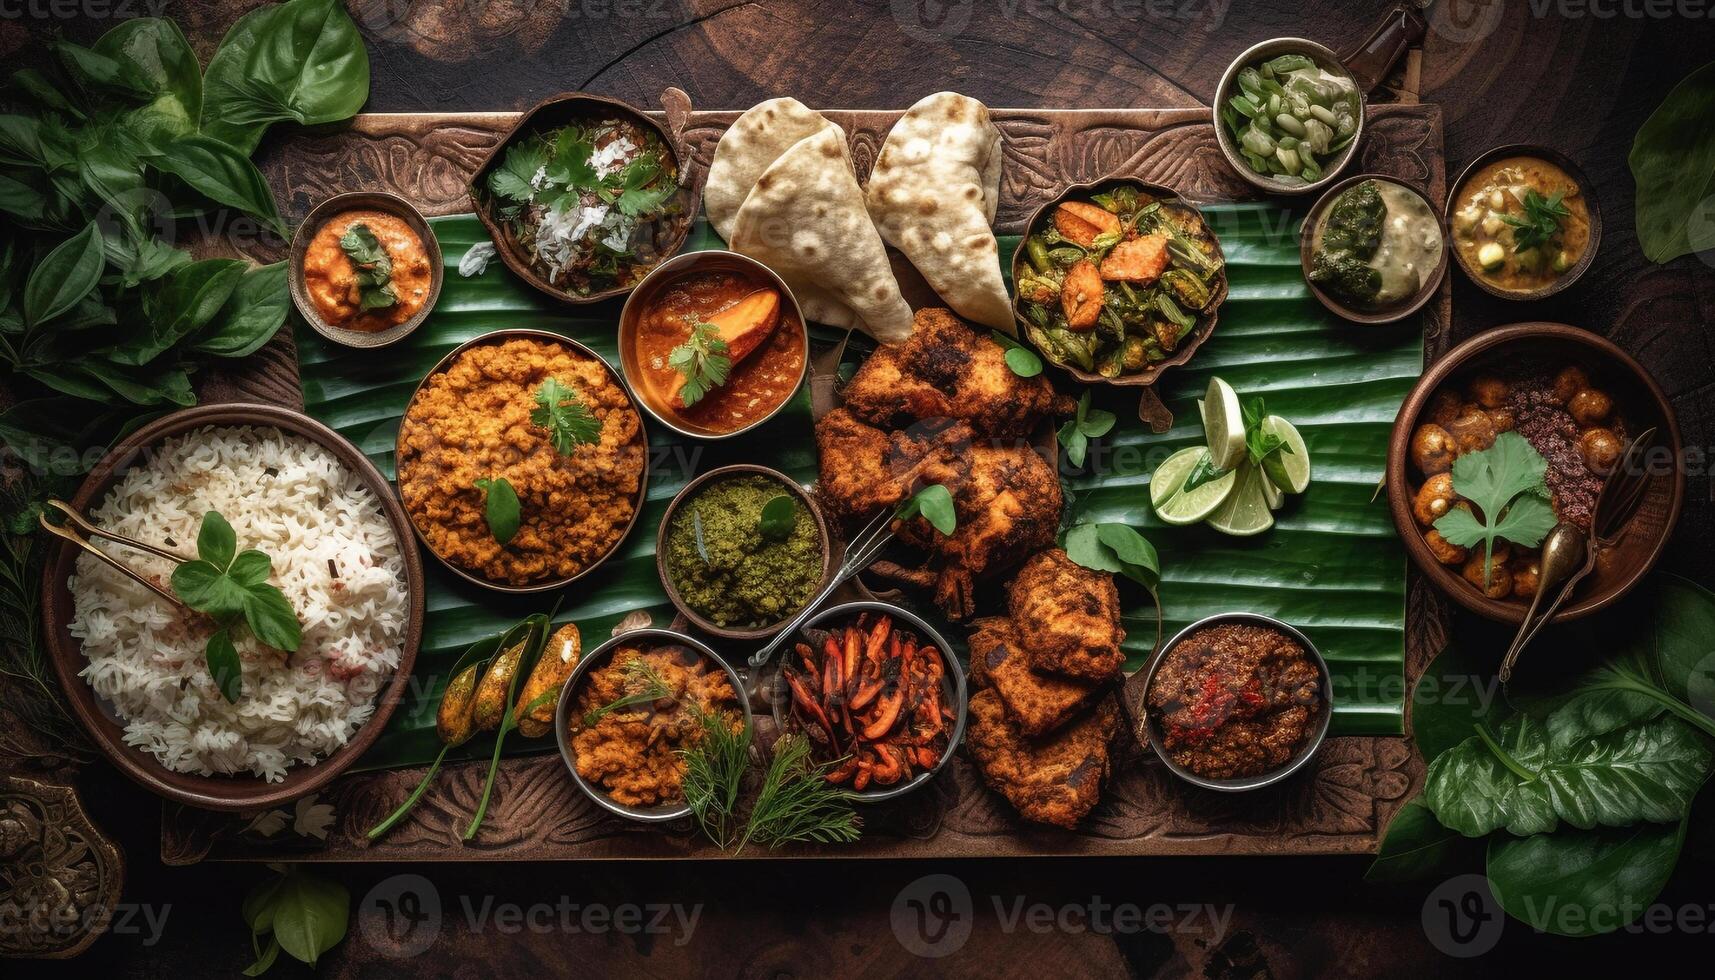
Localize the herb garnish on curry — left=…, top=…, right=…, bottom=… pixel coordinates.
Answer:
left=664, top=473, right=823, bottom=630
left=302, top=210, right=433, bottom=332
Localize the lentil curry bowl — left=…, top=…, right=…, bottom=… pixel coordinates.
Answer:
left=397, top=332, right=647, bottom=589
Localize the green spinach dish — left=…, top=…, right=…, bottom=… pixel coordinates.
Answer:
left=1308, top=179, right=1442, bottom=312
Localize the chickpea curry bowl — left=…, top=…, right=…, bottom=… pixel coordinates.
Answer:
left=1387, top=324, right=1682, bottom=624
left=396, top=330, right=649, bottom=592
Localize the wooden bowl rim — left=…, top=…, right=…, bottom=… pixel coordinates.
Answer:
left=1385, top=322, right=1684, bottom=624
left=653, top=463, right=836, bottom=641
left=1298, top=172, right=1449, bottom=325
left=287, top=190, right=443, bottom=349
left=1211, top=36, right=1368, bottom=197
left=1008, top=176, right=1230, bottom=391
left=1443, top=143, right=1603, bottom=301
left=394, top=327, right=651, bottom=594
left=466, top=91, right=700, bottom=306
left=40, top=402, right=426, bottom=811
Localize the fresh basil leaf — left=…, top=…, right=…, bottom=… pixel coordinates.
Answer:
left=206, top=627, right=242, bottom=702
left=24, top=221, right=104, bottom=328
left=149, top=135, right=284, bottom=236
left=0, top=173, right=47, bottom=224
left=24, top=363, right=111, bottom=402
left=170, top=560, right=249, bottom=617
left=1095, top=523, right=1159, bottom=586
left=1062, top=522, right=1120, bottom=574
left=1365, top=797, right=1477, bottom=883
left=895, top=484, right=956, bottom=536
left=241, top=872, right=286, bottom=933
left=113, top=258, right=247, bottom=365
left=201, top=0, right=371, bottom=155
left=243, top=585, right=302, bottom=652
left=227, top=549, right=272, bottom=588
left=54, top=38, right=154, bottom=104
left=1077, top=406, right=1116, bottom=438
left=93, top=17, right=202, bottom=150
left=192, top=261, right=289, bottom=358
left=1486, top=819, right=1686, bottom=937
left=242, top=935, right=281, bottom=977
left=1056, top=417, right=1088, bottom=468
left=1630, top=61, right=1715, bottom=264
left=474, top=476, right=520, bottom=544
left=196, top=509, right=238, bottom=569
left=1411, top=643, right=1513, bottom=764
left=0, top=114, right=46, bottom=169
left=758, top=494, right=798, bottom=541
left=269, top=867, right=349, bottom=967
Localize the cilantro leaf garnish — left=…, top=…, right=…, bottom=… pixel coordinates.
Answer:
left=607, top=156, right=674, bottom=217
left=168, top=510, right=302, bottom=702
left=530, top=377, right=601, bottom=455
left=1432, top=431, right=1558, bottom=586
left=337, top=223, right=397, bottom=312
left=547, top=127, right=597, bottom=189
left=488, top=141, right=546, bottom=203
left=1500, top=189, right=1571, bottom=254
left=667, top=318, right=731, bottom=407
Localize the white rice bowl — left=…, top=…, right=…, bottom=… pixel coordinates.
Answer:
left=70, top=425, right=409, bottom=782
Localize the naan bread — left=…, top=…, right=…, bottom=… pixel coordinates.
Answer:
left=730, top=127, right=914, bottom=345
left=705, top=97, right=844, bottom=243
left=865, top=92, right=1012, bottom=332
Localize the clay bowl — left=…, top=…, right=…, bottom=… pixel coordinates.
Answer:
left=617, top=250, right=810, bottom=441
left=1212, top=37, right=1366, bottom=197
left=395, top=328, right=649, bottom=594
left=1300, top=173, right=1449, bottom=325
left=1444, top=144, right=1602, bottom=301
left=553, top=628, right=752, bottom=823
left=40, top=403, right=425, bottom=811
left=467, top=92, right=699, bottom=306
left=766, top=601, right=968, bottom=804
left=288, top=190, right=443, bottom=349
left=1010, top=178, right=1229, bottom=432
left=1386, top=323, right=1682, bottom=624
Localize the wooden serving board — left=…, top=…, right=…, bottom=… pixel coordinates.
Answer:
left=161, top=99, right=1449, bottom=864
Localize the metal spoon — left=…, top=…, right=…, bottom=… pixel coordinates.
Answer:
left=1498, top=522, right=1590, bottom=683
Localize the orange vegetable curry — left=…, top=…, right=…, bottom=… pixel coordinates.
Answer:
left=302, top=209, right=433, bottom=332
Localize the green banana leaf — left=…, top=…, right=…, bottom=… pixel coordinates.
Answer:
left=298, top=205, right=1411, bottom=773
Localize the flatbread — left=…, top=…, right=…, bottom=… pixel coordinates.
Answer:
left=705, top=98, right=843, bottom=243
left=865, top=92, right=1012, bottom=331
left=730, top=127, right=914, bottom=345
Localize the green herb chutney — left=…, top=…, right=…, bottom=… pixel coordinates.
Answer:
left=666, top=475, right=822, bottom=629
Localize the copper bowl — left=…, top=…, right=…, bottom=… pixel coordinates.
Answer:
left=468, top=92, right=700, bottom=306
left=288, top=190, right=442, bottom=349
left=553, top=628, right=752, bottom=823
left=617, top=250, right=810, bottom=441
left=1386, top=323, right=1683, bottom=624
left=41, top=403, right=425, bottom=811
left=1300, top=174, right=1448, bottom=325
left=655, top=464, right=834, bottom=642
left=1010, top=178, right=1228, bottom=432
left=1444, top=144, right=1602, bottom=301
left=395, top=328, right=650, bottom=594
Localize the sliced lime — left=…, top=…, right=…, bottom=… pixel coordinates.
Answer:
left=1151, top=446, right=1237, bottom=525
left=1259, top=415, right=1311, bottom=494
left=1205, top=461, right=1275, bottom=536
left=1203, top=377, right=1246, bottom=471
left=1261, top=472, right=1285, bottom=510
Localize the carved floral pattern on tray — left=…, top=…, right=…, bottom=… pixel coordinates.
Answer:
left=0, top=775, right=123, bottom=958
left=166, top=100, right=1448, bottom=864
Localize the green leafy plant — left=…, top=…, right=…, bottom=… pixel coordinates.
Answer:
left=530, top=377, right=600, bottom=454
left=201, top=0, right=371, bottom=156
left=473, top=477, right=520, bottom=545
left=1056, top=390, right=1115, bottom=468
left=1241, top=395, right=1291, bottom=465
left=1062, top=521, right=1159, bottom=589
left=1629, top=60, right=1715, bottom=263
left=336, top=223, right=396, bottom=311
left=680, top=718, right=861, bottom=854
left=0, top=472, right=87, bottom=762
left=1431, top=431, right=1557, bottom=585
left=1499, top=189, right=1570, bottom=254
left=990, top=329, right=1043, bottom=378
left=894, top=484, right=956, bottom=536
left=241, top=864, right=349, bottom=974
left=667, top=318, right=730, bottom=407
left=168, top=511, right=301, bottom=702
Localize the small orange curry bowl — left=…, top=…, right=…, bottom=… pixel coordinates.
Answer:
left=289, top=190, right=443, bottom=350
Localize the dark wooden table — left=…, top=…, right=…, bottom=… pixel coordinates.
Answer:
left=5, top=1, right=1715, bottom=975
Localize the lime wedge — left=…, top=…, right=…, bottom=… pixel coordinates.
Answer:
left=1203, top=377, right=1246, bottom=471
left=1150, top=446, right=1238, bottom=525
left=1205, top=461, right=1275, bottom=536
left=1261, top=471, right=1285, bottom=510
left=1259, top=415, right=1312, bottom=494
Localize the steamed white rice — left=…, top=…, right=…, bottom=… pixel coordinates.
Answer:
left=70, top=425, right=409, bottom=782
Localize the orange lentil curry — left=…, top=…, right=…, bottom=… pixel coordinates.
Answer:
left=398, top=337, right=645, bottom=586
left=302, top=209, right=433, bottom=332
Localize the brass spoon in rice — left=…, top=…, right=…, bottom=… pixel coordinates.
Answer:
left=38, top=498, right=195, bottom=615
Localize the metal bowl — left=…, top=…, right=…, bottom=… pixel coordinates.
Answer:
left=394, top=328, right=649, bottom=594
left=40, top=403, right=426, bottom=811
left=1140, top=612, right=1333, bottom=792
left=289, top=190, right=443, bottom=349
left=1299, top=173, right=1449, bottom=325
left=655, top=464, right=835, bottom=642
left=616, top=250, right=810, bottom=441
left=766, top=601, right=968, bottom=804
left=1444, top=143, right=1603, bottom=301
left=1212, top=37, right=1366, bottom=197
left=553, top=628, right=752, bottom=823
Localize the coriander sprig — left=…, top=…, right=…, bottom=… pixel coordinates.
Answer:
left=531, top=378, right=601, bottom=454
left=168, top=511, right=301, bottom=702
left=1432, top=431, right=1557, bottom=586
left=667, top=317, right=731, bottom=407
left=1500, top=189, right=1571, bottom=254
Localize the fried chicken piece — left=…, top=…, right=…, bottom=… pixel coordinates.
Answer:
left=842, top=308, right=1075, bottom=437
left=967, top=617, right=1105, bottom=736
left=966, top=688, right=1118, bottom=829
left=1007, top=549, right=1125, bottom=681
left=813, top=408, right=966, bottom=521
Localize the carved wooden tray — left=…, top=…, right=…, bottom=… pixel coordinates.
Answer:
left=161, top=98, right=1449, bottom=864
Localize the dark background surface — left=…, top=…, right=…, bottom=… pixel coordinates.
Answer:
left=6, top=0, right=1715, bottom=975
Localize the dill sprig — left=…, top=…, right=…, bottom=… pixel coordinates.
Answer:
left=0, top=474, right=90, bottom=762
left=680, top=708, right=749, bottom=850
left=582, top=656, right=671, bottom=726
left=678, top=715, right=861, bottom=854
